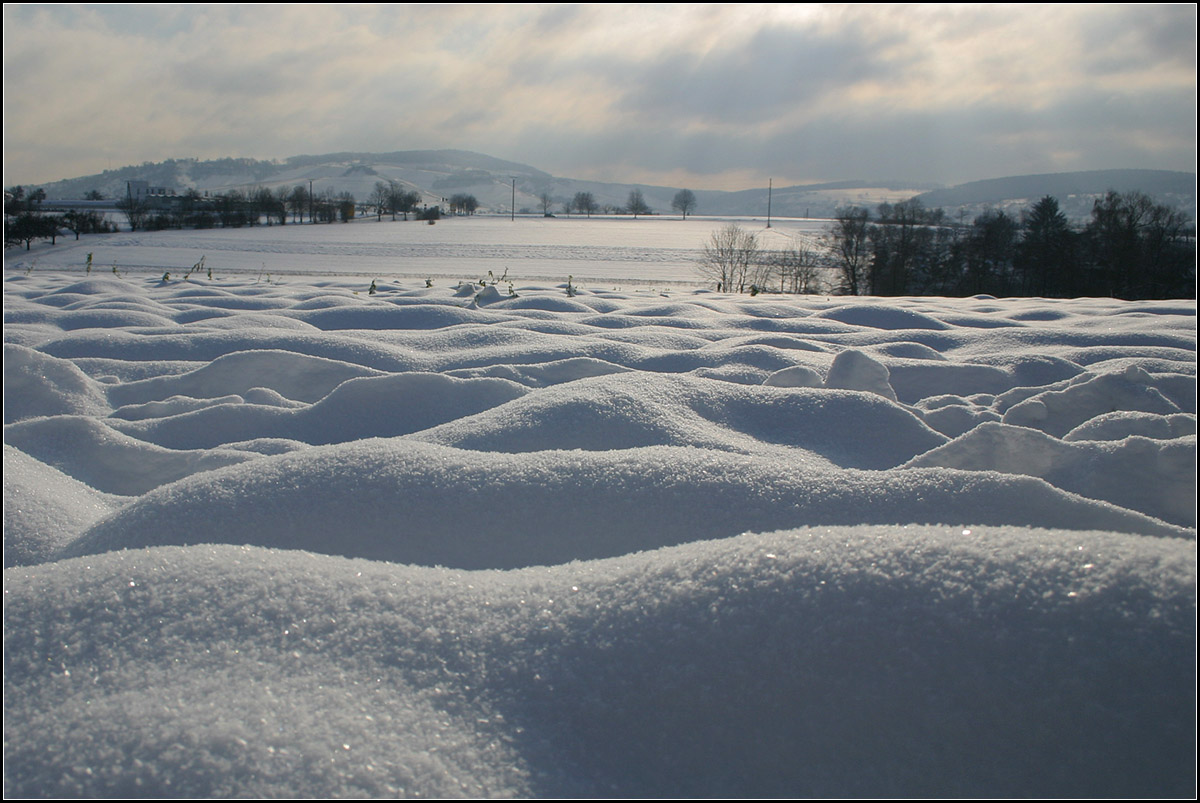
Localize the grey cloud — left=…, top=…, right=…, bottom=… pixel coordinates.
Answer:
left=170, top=56, right=293, bottom=99
left=505, top=74, right=1196, bottom=189
left=1080, top=5, right=1197, bottom=74
left=533, top=4, right=584, bottom=34
left=612, top=26, right=906, bottom=125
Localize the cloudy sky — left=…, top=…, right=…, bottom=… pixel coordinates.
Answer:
left=4, top=3, right=1196, bottom=190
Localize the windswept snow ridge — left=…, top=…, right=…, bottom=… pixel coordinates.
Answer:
left=4, top=265, right=1195, bottom=798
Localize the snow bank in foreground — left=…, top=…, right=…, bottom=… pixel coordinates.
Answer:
left=5, top=528, right=1194, bottom=798
left=4, top=271, right=1195, bottom=797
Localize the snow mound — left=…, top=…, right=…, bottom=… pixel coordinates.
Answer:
left=762, top=365, right=824, bottom=388
left=7, top=528, right=1194, bottom=797
left=293, top=302, right=504, bottom=330
left=813, top=303, right=951, bottom=330
left=1063, top=410, right=1197, bottom=441
left=3, top=445, right=127, bottom=567
left=906, top=422, right=1196, bottom=527
left=4, top=415, right=254, bottom=495
left=410, top=372, right=944, bottom=466
left=62, top=441, right=1187, bottom=567
left=445, top=356, right=633, bottom=387
left=1002, top=366, right=1182, bottom=437
left=3, top=343, right=112, bottom=423
left=103, top=372, right=530, bottom=450
left=106, top=349, right=385, bottom=406
left=824, top=348, right=898, bottom=401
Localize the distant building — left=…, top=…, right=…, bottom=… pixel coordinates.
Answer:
left=125, top=180, right=175, bottom=199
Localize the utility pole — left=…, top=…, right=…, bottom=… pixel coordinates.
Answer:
left=511, top=178, right=516, bottom=221
left=766, top=178, right=773, bottom=228
left=308, top=179, right=313, bottom=223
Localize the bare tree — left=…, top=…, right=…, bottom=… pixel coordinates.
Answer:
left=287, top=185, right=309, bottom=224
left=273, top=186, right=291, bottom=225
left=391, top=186, right=420, bottom=220
left=1086, top=190, right=1194, bottom=299
left=672, top=189, right=697, bottom=219
left=696, top=223, right=761, bottom=292
left=252, top=186, right=279, bottom=226
left=826, top=206, right=871, bottom=295
left=61, top=209, right=108, bottom=240
left=216, top=189, right=250, bottom=228
left=765, top=238, right=824, bottom=294
left=573, top=191, right=597, bottom=218
left=5, top=214, right=50, bottom=249
left=449, top=193, right=479, bottom=215
left=539, top=192, right=555, bottom=217
left=627, top=189, right=651, bottom=218
left=371, top=182, right=392, bottom=220
left=116, top=194, right=150, bottom=231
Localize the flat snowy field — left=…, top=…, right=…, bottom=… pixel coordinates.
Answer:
left=4, top=218, right=1196, bottom=797
left=14, top=214, right=828, bottom=284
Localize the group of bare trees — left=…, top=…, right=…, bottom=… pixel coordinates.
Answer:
left=825, top=192, right=1194, bottom=300
left=5, top=186, right=115, bottom=250
left=447, top=193, right=478, bottom=215
left=569, top=191, right=599, bottom=217
left=110, top=181, right=424, bottom=232
left=695, top=223, right=822, bottom=294
left=4, top=181, right=375, bottom=249
left=537, top=188, right=699, bottom=219
left=369, top=181, right=423, bottom=221
left=117, top=185, right=359, bottom=231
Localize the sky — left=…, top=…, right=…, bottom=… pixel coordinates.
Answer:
left=3, top=3, right=1196, bottom=190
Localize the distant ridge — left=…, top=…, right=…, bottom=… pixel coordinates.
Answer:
left=21, top=151, right=1195, bottom=222
left=281, top=149, right=550, bottom=179
left=915, top=169, right=1195, bottom=207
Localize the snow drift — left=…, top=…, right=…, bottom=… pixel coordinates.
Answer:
left=4, top=264, right=1195, bottom=798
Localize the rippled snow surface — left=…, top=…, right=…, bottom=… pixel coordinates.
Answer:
left=4, top=263, right=1195, bottom=797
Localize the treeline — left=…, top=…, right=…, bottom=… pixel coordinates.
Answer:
left=5, top=187, right=116, bottom=250
left=120, top=186, right=359, bottom=230
left=827, top=191, right=1195, bottom=300
left=4, top=179, right=452, bottom=250
left=540, top=188, right=691, bottom=218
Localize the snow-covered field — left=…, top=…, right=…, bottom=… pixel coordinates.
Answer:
left=4, top=219, right=1196, bottom=797
left=16, top=214, right=827, bottom=285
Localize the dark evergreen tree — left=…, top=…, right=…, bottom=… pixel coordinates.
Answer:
left=1019, top=196, right=1076, bottom=296
left=961, top=208, right=1020, bottom=296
